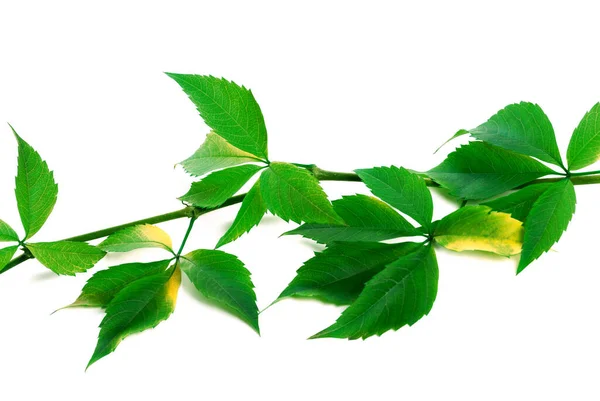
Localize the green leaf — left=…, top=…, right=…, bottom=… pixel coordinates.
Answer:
left=260, top=162, right=343, bottom=225
left=179, top=249, right=259, bottom=333
left=434, top=129, right=469, bottom=154
left=434, top=205, right=523, bottom=257
left=216, top=180, right=266, bottom=248
left=310, top=244, right=438, bottom=339
left=355, top=166, right=433, bottom=231
left=0, top=219, right=19, bottom=242
left=283, top=194, right=420, bottom=244
left=428, top=141, right=555, bottom=200
left=27, top=241, right=106, bottom=276
left=481, top=183, right=552, bottom=222
left=166, top=74, right=268, bottom=160
left=518, top=179, right=576, bottom=274
left=12, top=126, right=58, bottom=240
left=98, top=224, right=174, bottom=253
left=180, top=131, right=263, bottom=177
left=278, top=241, right=423, bottom=306
left=179, top=164, right=263, bottom=208
left=87, top=267, right=181, bottom=369
left=60, top=259, right=171, bottom=310
left=0, top=245, right=18, bottom=271
left=566, top=103, right=600, bottom=171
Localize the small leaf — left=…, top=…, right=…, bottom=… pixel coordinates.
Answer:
left=310, top=244, right=438, bottom=339
left=355, top=166, right=433, bottom=231
left=87, top=267, right=181, bottom=369
left=434, top=205, right=523, bottom=257
left=0, top=245, right=18, bottom=271
left=428, top=141, right=556, bottom=200
left=179, top=164, right=263, bottom=208
left=166, top=74, right=268, bottom=160
left=482, top=183, right=552, bottom=222
left=180, top=131, right=263, bottom=177
left=216, top=180, right=267, bottom=248
left=566, top=103, right=600, bottom=171
left=518, top=179, right=576, bottom=273
left=12, top=126, right=59, bottom=240
left=27, top=241, right=106, bottom=276
left=260, top=162, right=343, bottom=225
left=98, top=224, right=174, bottom=253
left=0, top=219, right=19, bottom=242
left=179, top=249, right=259, bottom=333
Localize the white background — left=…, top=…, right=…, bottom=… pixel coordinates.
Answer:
left=1, top=1, right=599, bottom=399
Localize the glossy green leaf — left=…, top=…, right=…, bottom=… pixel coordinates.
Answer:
left=0, top=245, right=18, bottom=271
left=27, top=241, right=106, bottom=276
left=179, top=164, right=263, bottom=208
left=566, top=103, right=600, bottom=171
left=518, top=179, right=576, bottom=273
left=166, top=74, right=268, bottom=160
left=311, top=244, right=438, bottom=339
left=482, top=183, right=552, bottom=222
left=428, top=141, right=555, bottom=200
left=260, top=162, right=343, bottom=225
left=0, top=219, right=19, bottom=242
left=98, top=224, right=174, bottom=253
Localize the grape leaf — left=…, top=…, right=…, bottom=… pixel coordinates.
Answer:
left=98, top=224, right=174, bottom=253
left=518, top=179, right=576, bottom=274
left=481, top=183, right=552, bottom=222
left=27, top=241, right=106, bottom=276
left=11, top=126, right=58, bottom=240
left=278, top=241, right=423, bottom=306
left=434, top=205, right=523, bottom=257
left=355, top=166, right=433, bottom=231
left=215, top=180, right=266, bottom=248
left=566, top=102, right=600, bottom=171
left=0, top=219, right=19, bottom=242
left=310, top=244, right=438, bottom=339
left=166, top=74, right=268, bottom=160
left=179, top=164, right=263, bottom=208
left=179, top=131, right=263, bottom=177
left=0, top=245, right=18, bottom=271
left=260, top=162, right=343, bottom=225
left=428, top=141, right=556, bottom=200
left=87, top=266, right=181, bottom=369
left=179, top=249, right=259, bottom=333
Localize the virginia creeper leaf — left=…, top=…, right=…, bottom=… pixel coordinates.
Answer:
left=481, top=183, right=552, bottom=222
left=518, top=179, right=576, bottom=273
left=434, top=205, right=523, bottom=257
left=98, top=224, right=174, bottom=253
left=0, top=245, right=18, bottom=272
left=27, top=241, right=106, bottom=276
left=166, top=74, right=268, bottom=160
left=179, top=249, right=259, bottom=333
left=566, top=102, right=600, bottom=171
left=0, top=219, right=19, bottom=242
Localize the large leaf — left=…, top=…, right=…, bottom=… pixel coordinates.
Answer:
left=180, top=131, right=263, bottom=177
left=278, top=241, right=423, bottom=306
left=27, top=241, right=106, bottom=276
left=482, top=183, right=552, bottom=222
left=0, top=219, right=19, bottom=242
left=566, top=102, right=600, bottom=171
left=260, top=162, right=343, bottom=225
left=180, top=249, right=259, bottom=333
left=428, top=141, right=556, bottom=200
left=179, top=164, right=263, bottom=208
left=98, top=224, right=174, bottom=253
left=355, top=166, right=433, bottom=231
left=311, top=244, right=438, bottom=339
left=0, top=246, right=18, bottom=271
left=166, top=74, right=268, bottom=160
left=518, top=179, right=576, bottom=273
left=434, top=205, right=523, bottom=257
left=12, top=126, right=58, bottom=240
left=87, top=267, right=181, bottom=369
left=215, top=180, right=266, bottom=248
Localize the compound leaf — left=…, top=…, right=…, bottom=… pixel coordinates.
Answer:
left=0, top=219, right=19, bottom=242
left=567, top=102, right=600, bottom=171
left=0, top=245, right=18, bottom=272
left=482, top=183, right=552, bottom=222
left=98, top=224, right=174, bottom=253
left=27, top=241, right=106, bottom=276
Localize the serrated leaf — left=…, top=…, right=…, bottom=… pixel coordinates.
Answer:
left=482, top=183, right=552, bottom=222
left=310, top=244, right=438, bottom=339
left=27, top=241, right=106, bottom=276
left=179, top=164, right=263, bottom=208
left=278, top=241, right=423, bottom=306
left=566, top=103, right=600, bottom=171
left=428, top=141, right=556, bottom=200
left=518, top=179, right=576, bottom=274
left=434, top=205, right=523, bottom=257
left=0, top=219, right=19, bottom=242
left=260, top=162, right=343, bottom=225
left=355, top=166, right=433, bottom=231
left=216, top=179, right=266, bottom=248
left=11, top=126, right=58, bottom=240
left=180, top=131, right=263, bottom=177
left=98, top=224, right=174, bottom=253
left=87, top=266, right=181, bottom=369
left=283, top=194, right=420, bottom=244
left=0, top=246, right=18, bottom=271
left=166, top=74, right=268, bottom=160
left=434, top=129, right=469, bottom=154
left=180, top=249, right=259, bottom=333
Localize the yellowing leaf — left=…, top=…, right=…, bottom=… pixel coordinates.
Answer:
left=98, top=224, right=173, bottom=253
